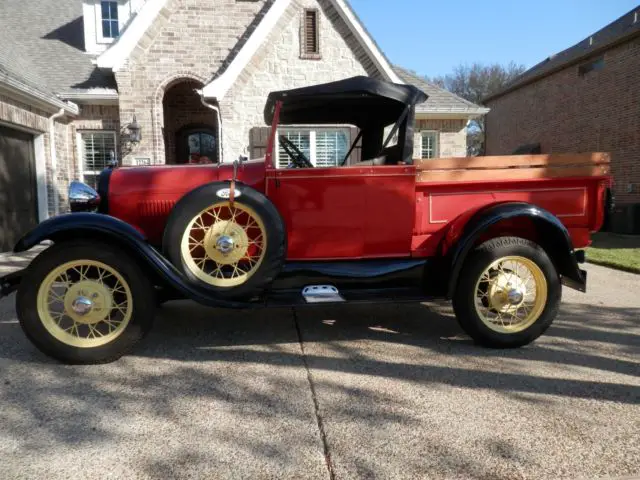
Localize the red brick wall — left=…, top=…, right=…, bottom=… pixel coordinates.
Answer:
left=485, top=36, right=640, bottom=204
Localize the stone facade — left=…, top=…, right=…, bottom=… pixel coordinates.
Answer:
left=220, top=0, right=369, bottom=161
left=485, top=36, right=640, bottom=205
left=113, top=0, right=392, bottom=165
left=413, top=118, right=467, bottom=159
left=115, top=0, right=271, bottom=165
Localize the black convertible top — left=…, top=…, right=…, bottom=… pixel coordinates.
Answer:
left=264, top=76, right=428, bottom=127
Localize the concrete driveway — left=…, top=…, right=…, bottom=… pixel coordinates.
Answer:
left=0, top=258, right=638, bottom=480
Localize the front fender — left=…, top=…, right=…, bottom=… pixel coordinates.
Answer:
left=15, top=213, right=147, bottom=252
left=12, top=213, right=253, bottom=308
left=447, top=202, right=586, bottom=297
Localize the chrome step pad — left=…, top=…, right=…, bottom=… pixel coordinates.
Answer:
left=301, top=285, right=345, bottom=303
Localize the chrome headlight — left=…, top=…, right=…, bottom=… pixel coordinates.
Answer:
left=69, top=181, right=101, bottom=212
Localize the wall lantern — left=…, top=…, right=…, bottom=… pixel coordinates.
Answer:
left=127, top=115, right=142, bottom=144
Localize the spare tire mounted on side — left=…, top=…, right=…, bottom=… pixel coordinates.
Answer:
left=163, top=182, right=286, bottom=299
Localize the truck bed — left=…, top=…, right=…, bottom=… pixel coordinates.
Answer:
left=411, top=153, right=611, bottom=256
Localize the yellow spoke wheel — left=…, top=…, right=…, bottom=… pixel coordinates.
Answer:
left=473, top=256, right=547, bottom=334
left=36, top=260, right=133, bottom=348
left=180, top=201, right=268, bottom=288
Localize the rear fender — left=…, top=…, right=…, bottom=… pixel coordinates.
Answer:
left=12, top=213, right=253, bottom=308
left=446, top=202, right=586, bottom=297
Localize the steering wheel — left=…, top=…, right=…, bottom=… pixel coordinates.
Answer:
left=279, top=136, right=313, bottom=169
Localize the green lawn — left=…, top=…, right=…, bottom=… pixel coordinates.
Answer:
left=586, top=232, right=640, bottom=274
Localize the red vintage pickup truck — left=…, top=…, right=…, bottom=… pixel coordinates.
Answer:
left=0, top=76, right=610, bottom=364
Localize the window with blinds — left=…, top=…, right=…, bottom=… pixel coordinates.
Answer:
left=277, top=130, right=311, bottom=169
left=79, top=131, right=117, bottom=187
left=277, top=128, right=350, bottom=168
left=421, top=131, right=439, bottom=159
left=302, top=9, right=320, bottom=57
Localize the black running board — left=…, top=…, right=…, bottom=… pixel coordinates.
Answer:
left=262, top=287, right=432, bottom=308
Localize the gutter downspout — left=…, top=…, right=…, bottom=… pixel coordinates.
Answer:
left=198, top=91, right=224, bottom=163
left=49, top=109, right=65, bottom=216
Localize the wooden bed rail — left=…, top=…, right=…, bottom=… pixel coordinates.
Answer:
left=415, top=153, right=611, bottom=183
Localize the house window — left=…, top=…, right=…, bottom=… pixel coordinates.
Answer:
left=79, top=131, right=117, bottom=187
left=277, top=128, right=349, bottom=168
left=421, top=131, right=438, bottom=159
left=301, top=9, right=320, bottom=58
left=101, top=1, right=120, bottom=39
left=578, top=56, right=604, bottom=76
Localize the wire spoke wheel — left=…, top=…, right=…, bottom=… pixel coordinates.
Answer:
left=180, top=201, right=267, bottom=288
left=36, top=260, right=133, bottom=348
left=473, top=256, right=547, bottom=334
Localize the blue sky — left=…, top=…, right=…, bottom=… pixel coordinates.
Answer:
left=348, top=0, right=638, bottom=77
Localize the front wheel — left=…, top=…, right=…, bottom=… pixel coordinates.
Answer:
left=16, top=241, right=155, bottom=364
left=452, top=236, right=561, bottom=348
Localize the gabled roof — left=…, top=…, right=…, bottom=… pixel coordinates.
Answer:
left=485, top=6, right=640, bottom=102
left=200, top=0, right=404, bottom=99
left=393, top=67, right=489, bottom=118
left=0, top=0, right=116, bottom=100
left=96, top=0, right=402, bottom=99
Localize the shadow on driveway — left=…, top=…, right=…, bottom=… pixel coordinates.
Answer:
left=0, top=296, right=638, bottom=479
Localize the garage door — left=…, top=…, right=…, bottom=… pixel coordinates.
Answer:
left=0, top=125, right=38, bottom=252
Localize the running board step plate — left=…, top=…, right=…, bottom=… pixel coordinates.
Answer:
left=302, top=285, right=345, bottom=303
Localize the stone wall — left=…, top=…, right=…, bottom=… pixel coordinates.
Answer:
left=115, top=0, right=271, bottom=165
left=413, top=118, right=467, bottom=158
left=220, top=0, right=369, bottom=162
left=113, top=0, right=377, bottom=164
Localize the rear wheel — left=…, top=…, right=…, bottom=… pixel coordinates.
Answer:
left=452, top=236, right=561, bottom=348
left=17, top=241, right=155, bottom=364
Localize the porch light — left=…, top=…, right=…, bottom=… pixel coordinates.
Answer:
left=127, top=115, right=142, bottom=144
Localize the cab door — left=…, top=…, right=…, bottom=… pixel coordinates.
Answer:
left=266, top=167, right=366, bottom=259
left=265, top=164, right=416, bottom=260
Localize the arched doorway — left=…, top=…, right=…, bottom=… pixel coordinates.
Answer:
left=162, top=79, right=219, bottom=164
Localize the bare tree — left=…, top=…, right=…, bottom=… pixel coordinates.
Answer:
left=428, top=62, right=526, bottom=155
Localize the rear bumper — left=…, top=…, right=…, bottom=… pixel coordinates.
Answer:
left=0, top=270, right=23, bottom=299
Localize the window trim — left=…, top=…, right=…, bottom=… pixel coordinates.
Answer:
left=300, top=8, right=321, bottom=60
left=420, top=131, right=439, bottom=159
left=275, top=126, right=351, bottom=169
left=95, top=0, right=121, bottom=44
left=77, top=130, right=118, bottom=184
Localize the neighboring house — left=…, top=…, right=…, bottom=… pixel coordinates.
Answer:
left=484, top=6, right=640, bottom=214
left=0, top=0, right=487, bottom=251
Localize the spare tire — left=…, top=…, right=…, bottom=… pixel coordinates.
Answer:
left=163, top=182, right=286, bottom=299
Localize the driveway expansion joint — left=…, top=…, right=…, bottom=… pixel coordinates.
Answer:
left=292, top=308, right=336, bottom=480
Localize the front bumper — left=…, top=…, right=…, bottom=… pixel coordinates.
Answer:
left=0, top=270, right=23, bottom=300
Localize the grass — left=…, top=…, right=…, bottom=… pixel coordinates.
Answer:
left=586, top=232, right=640, bottom=274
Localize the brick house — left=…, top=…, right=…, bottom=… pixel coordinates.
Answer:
left=484, top=6, right=640, bottom=217
left=0, top=0, right=487, bottom=251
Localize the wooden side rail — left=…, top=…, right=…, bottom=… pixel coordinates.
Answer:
left=415, top=153, right=610, bottom=183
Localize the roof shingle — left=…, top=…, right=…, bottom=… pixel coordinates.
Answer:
left=393, top=66, right=488, bottom=116
left=0, top=0, right=116, bottom=97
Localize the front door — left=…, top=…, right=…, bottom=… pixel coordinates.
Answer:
left=266, top=164, right=416, bottom=260
left=0, top=125, right=38, bottom=252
